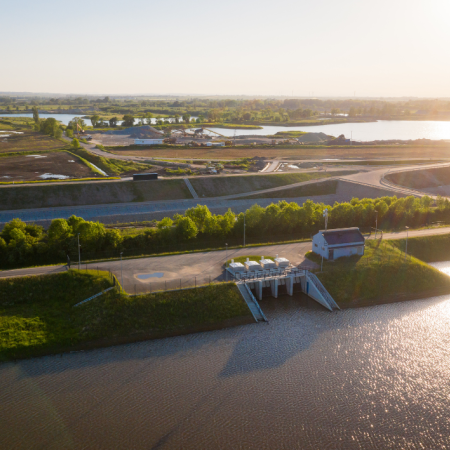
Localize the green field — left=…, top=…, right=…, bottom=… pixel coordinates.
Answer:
left=189, top=171, right=354, bottom=198
left=0, top=272, right=250, bottom=362
left=0, top=178, right=191, bottom=210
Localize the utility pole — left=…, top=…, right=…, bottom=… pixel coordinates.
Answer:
left=120, top=252, right=124, bottom=292
left=404, top=226, right=409, bottom=262
left=323, top=209, right=328, bottom=230
left=77, top=233, right=81, bottom=270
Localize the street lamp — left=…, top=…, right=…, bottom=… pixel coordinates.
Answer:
left=120, top=252, right=124, bottom=292
left=375, top=210, right=378, bottom=239
left=243, top=212, right=246, bottom=247
left=323, top=209, right=328, bottom=230
left=225, top=243, right=228, bottom=281
left=77, top=233, right=81, bottom=270
left=404, top=226, right=409, bottom=262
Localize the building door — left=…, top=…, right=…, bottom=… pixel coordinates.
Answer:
left=328, top=249, right=334, bottom=260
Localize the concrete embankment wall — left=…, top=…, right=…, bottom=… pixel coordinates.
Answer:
left=336, top=179, right=409, bottom=199
left=0, top=178, right=409, bottom=228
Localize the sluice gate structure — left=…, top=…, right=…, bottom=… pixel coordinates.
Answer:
left=231, top=266, right=339, bottom=322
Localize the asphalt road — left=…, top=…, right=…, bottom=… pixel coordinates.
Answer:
left=3, top=226, right=450, bottom=292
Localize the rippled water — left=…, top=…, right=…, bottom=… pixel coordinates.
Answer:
left=2, top=292, right=450, bottom=449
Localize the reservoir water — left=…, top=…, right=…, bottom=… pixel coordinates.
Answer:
left=3, top=112, right=450, bottom=141
left=2, top=286, right=450, bottom=448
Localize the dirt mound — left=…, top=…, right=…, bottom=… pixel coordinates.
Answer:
left=297, top=132, right=330, bottom=143
left=105, top=126, right=163, bottom=138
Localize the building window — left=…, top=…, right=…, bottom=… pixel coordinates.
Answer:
left=314, top=243, right=318, bottom=247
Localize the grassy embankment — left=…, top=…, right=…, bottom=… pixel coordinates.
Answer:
left=386, top=166, right=450, bottom=189
left=108, top=144, right=450, bottom=161
left=306, top=239, right=450, bottom=307
left=189, top=171, right=355, bottom=198
left=0, top=271, right=250, bottom=362
left=388, top=233, right=450, bottom=263
left=0, top=178, right=191, bottom=211
left=239, top=179, right=338, bottom=199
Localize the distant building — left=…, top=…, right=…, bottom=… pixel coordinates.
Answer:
left=134, top=139, right=164, bottom=145
left=312, top=227, right=365, bottom=261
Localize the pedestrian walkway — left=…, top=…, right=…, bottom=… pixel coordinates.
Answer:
left=184, top=178, right=199, bottom=198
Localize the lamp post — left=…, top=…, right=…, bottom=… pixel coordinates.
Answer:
left=120, top=252, right=124, bottom=292
left=77, top=233, right=80, bottom=270
left=404, top=226, right=409, bottom=262
left=323, top=209, right=328, bottom=230
left=243, top=212, right=246, bottom=247
left=375, top=210, right=378, bottom=239
left=225, top=243, right=228, bottom=281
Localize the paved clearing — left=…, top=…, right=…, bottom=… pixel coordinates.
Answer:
left=0, top=151, right=95, bottom=182
left=4, top=226, right=450, bottom=292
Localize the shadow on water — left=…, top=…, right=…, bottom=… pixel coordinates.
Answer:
left=6, top=293, right=448, bottom=380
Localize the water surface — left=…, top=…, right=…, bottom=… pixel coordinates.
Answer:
left=2, top=293, right=450, bottom=449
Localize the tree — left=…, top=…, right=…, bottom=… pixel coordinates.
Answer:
left=1, top=218, right=27, bottom=243
left=185, top=205, right=212, bottom=232
left=182, top=113, right=191, bottom=124
left=32, top=106, right=40, bottom=124
left=109, top=117, right=118, bottom=127
left=90, top=115, right=100, bottom=127
left=48, top=219, right=71, bottom=242
left=72, top=138, right=80, bottom=148
left=122, top=115, right=135, bottom=127
left=40, top=118, right=60, bottom=137
left=176, top=217, right=198, bottom=240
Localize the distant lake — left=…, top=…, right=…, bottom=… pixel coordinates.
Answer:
left=208, top=120, right=450, bottom=141
left=3, top=113, right=450, bottom=141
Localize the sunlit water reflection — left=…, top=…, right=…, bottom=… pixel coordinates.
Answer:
left=2, top=292, right=450, bottom=448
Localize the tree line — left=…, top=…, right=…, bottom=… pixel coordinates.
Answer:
left=0, top=195, right=448, bottom=269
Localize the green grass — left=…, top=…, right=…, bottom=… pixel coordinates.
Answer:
left=0, top=178, right=191, bottom=211
left=69, top=147, right=154, bottom=176
left=388, top=233, right=450, bottom=263
left=0, top=274, right=250, bottom=362
left=239, top=179, right=337, bottom=199
left=189, top=171, right=355, bottom=198
left=306, top=240, right=450, bottom=304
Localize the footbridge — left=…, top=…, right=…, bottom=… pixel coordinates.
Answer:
left=231, top=266, right=339, bottom=322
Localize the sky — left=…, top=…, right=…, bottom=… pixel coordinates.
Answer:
left=2, top=0, right=450, bottom=97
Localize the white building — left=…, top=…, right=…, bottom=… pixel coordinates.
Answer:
left=134, top=139, right=164, bottom=145
left=312, top=227, right=365, bottom=261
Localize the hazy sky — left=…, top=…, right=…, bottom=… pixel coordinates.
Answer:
left=2, top=0, right=450, bottom=97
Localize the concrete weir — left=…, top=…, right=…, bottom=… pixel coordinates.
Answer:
left=232, top=267, right=339, bottom=322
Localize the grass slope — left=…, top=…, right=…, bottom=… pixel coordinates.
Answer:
left=388, top=233, right=450, bottom=262
left=386, top=166, right=450, bottom=189
left=240, top=179, right=337, bottom=199
left=0, top=273, right=250, bottom=362
left=0, top=179, right=191, bottom=210
left=190, top=171, right=353, bottom=198
left=307, top=240, right=450, bottom=305
left=70, top=147, right=154, bottom=176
